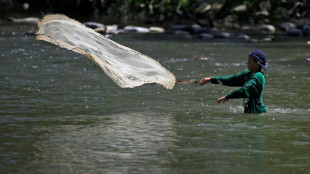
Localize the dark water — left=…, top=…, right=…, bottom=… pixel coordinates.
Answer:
left=1, top=23, right=310, bottom=173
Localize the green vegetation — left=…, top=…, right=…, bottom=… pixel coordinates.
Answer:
left=109, top=0, right=309, bottom=26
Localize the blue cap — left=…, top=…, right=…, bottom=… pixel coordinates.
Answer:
left=249, top=50, right=268, bottom=71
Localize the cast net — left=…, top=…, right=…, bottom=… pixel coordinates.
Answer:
left=36, top=14, right=175, bottom=89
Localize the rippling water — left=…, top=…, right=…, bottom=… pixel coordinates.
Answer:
left=1, top=23, right=310, bottom=173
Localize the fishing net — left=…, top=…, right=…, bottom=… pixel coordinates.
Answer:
left=36, top=14, right=175, bottom=89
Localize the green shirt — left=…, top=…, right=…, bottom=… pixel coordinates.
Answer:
left=211, top=70, right=267, bottom=114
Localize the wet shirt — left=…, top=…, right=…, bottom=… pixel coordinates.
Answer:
left=211, top=70, right=267, bottom=114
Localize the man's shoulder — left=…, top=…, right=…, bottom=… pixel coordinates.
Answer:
left=239, top=69, right=250, bottom=73
left=252, top=72, right=265, bottom=80
left=240, top=70, right=251, bottom=76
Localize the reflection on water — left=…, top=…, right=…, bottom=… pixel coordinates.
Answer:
left=1, top=23, right=310, bottom=173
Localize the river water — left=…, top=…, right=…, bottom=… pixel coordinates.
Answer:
left=1, top=22, right=310, bottom=173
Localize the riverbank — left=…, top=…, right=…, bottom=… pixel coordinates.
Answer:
left=2, top=14, right=310, bottom=47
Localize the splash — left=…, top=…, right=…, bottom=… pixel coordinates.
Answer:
left=36, top=14, right=175, bottom=89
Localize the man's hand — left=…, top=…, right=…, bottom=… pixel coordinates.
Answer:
left=200, top=77, right=212, bottom=86
left=216, top=96, right=228, bottom=103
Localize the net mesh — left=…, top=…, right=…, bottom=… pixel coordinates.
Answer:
left=36, top=14, right=175, bottom=89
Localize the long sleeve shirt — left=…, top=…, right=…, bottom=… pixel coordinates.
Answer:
left=211, top=70, right=267, bottom=114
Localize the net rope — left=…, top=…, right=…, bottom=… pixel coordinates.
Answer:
left=36, top=14, right=175, bottom=89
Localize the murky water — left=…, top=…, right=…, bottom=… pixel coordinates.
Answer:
left=1, top=22, right=310, bottom=173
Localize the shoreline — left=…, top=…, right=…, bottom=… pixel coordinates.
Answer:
left=1, top=16, right=309, bottom=45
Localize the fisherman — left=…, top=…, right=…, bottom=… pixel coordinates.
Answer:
left=200, top=50, right=268, bottom=114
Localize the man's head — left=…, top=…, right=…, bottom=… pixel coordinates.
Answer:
left=249, top=50, right=268, bottom=71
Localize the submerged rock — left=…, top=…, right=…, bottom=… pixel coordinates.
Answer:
left=287, top=29, right=303, bottom=37
left=263, top=35, right=275, bottom=41
left=94, top=27, right=106, bottom=34
left=246, top=38, right=259, bottom=43
left=190, top=27, right=209, bottom=35
left=280, top=22, right=296, bottom=31
left=237, top=34, right=250, bottom=40
left=106, top=25, right=118, bottom=34
left=166, top=29, right=191, bottom=36
left=168, top=25, right=191, bottom=32
left=7, top=17, right=39, bottom=24
left=262, top=37, right=272, bottom=42
left=123, top=26, right=150, bottom=33
left=83, top=22, right=104, bottom=29
left=260, top=24, right=276, bottom=34
left=167, top=25, right=211, bottom=35
left=213, top=31, right=230, bottom=38
left=302, top=25, right=310, bottom=37
left=198, top=33, right=213, bottom=39
left=92, top=25, right=119, bottom=34
left=149, top=27, right=165, bottom=33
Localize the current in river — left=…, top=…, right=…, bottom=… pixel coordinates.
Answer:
left=0, top=22, right=310, bottom=173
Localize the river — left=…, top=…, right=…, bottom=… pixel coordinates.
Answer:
left=1, top=22, right=310, bottom=173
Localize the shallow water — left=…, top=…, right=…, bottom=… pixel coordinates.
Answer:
left=1, top=22, right=310, bottom=173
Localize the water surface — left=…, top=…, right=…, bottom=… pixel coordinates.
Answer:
left=1, top=23, right=310, bottom=173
